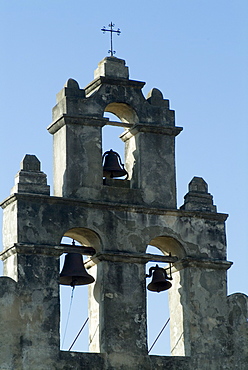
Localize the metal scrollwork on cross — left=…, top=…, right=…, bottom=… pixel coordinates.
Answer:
left=101, top=22, right=121, bottom=56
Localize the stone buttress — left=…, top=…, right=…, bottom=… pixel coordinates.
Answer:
left=0, top=57, right=247, bottom=370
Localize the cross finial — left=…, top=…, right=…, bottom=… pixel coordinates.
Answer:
left=101, top=22, right=121, bottom=56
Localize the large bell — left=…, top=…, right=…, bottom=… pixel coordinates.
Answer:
left=102, top=149, right=128, bottom=179
left=146, top=264, right=172, bottom=293
left=60, top=253, right=95, bottom=287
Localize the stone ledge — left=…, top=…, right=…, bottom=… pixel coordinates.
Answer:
left=58, top=352, right=242, bottom=369
left=173, top=257, right=233, bottom=271
left=59, top=351, right=106, bottom=370
left=47, top=115, right=108, bottom=134
left=59, top=351, right=191, bottom=370
left=0, top=243, right=96, bottom=260
left=103, top=178, right=130, bottom=188
left=84, top=76, right=145, bottom=96
left=0, top=193, right=228, bottom=222
left=120, top=124, right=183, bottom=141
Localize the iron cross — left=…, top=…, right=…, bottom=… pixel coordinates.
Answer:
left=101, top=22, right=121, bottom=56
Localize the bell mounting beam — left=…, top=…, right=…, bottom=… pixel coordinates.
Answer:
left=85, top=251, right=178, bottom=267
left=59, top=243, right=96, bottom=256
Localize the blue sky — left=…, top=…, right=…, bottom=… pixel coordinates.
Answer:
left=0, top=0, right=247, bottom=355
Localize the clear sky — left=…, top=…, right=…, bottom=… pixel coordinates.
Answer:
left=0, top=0, right=247, bottom=356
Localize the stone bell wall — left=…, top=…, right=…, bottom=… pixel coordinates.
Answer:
left=0, top=57, right=247, bottom=370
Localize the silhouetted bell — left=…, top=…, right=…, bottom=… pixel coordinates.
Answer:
left=146, top=264, right=172, bottom=293
left=60, top=253, right=95, bottom=287
left=102, top=149, right=128, bottom=179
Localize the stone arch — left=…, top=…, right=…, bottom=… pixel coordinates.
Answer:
left=148, top=236, right=186, bottom=259
left=104, top=102, right=139, bottom=124
left=62, top=227, right=101, bottom=253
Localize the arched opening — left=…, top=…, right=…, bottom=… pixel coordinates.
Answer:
left=103, top=112, right=126, bottom=170
left=102, top=103, right=138, bottom=182
left=60, top=228, right=100, bottom=352
left=146, top=245, right=171, bottom=355
left=146, top=237, right=185, bottom=356
left=104, top=102, right=138, bottom=124
left=149, top=236, right=185, bottom=259
left=63, top=228, right=101, bottom=252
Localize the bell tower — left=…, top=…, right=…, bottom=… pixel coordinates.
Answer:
left=0, top=56, right=247, bottom=370
left=49, top=56, right=181, bottom=208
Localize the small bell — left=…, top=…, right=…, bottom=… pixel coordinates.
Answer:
left=146, top=264, right=172, bottom=293
left=60, top=253, right=95, bottom=287
left=102, top=149, right=128, bottom=179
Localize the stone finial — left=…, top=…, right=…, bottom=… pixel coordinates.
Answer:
left=11, top=154, right=50, bottom=195
left=94, top=57, right=129, bottom=79
left=189, top=177, right=208, bottom=193
left=64, top=78, right=80, bottom=89
left=180, top=177, right=217, bottom=213
left=21, top=154, right=40, bottom=171
left=55, top=78, right=85, bottom=104
left=146, top=88, right=169, bottom=108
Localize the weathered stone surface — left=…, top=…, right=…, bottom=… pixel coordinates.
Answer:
left=180, top=176, right=217, bottom=212
left=146, top=88, right=169, bottom=108
left=227, top=293, right=248, bottom=368
left=0, top=277, right=20, bottom=370
left=94, top=56, right=129, bottom=79
left=21, top=154, right=40, bottom=171
left=0, top=254, right=60, bottom=370
left=48, top=57, right=181, bottom=208
left=0, top=57, right=247, bottom=369
left=11, top=154, right=50, bottom=195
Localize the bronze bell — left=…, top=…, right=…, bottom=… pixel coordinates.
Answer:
left=146, top=264, right=172, bottom=293
left=102, top=149, right=128, bottom=179
left=60, top=253, right=95, bottom=287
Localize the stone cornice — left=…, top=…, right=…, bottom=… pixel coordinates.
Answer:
left=47, top=115, right=108, bottom=134
left=0, top=192, right=228, bottom=222
left=0, top=243, right=96, bottom=260
left=121, top=124, right=183, bottom=141
left=173, top=257, right=233, bottom=271
left=48, top=116, right=183, bottom=136
left=84, top=76, right=145, bottom=96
